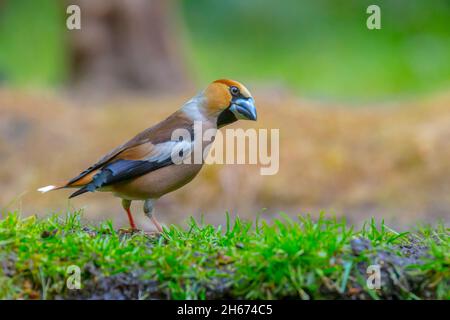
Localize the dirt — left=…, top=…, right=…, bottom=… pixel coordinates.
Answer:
left=58, top=237, right=441, bottom=300
left=60, top=263, right=163, bottom=300
left=348, top=237, right=436, bottom=299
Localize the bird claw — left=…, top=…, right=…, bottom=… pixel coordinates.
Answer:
left=118, top=227, right=141, bottom=235
left=143, top=230, right=161, bottom=238
left=118, top=228, right=161, bottom=239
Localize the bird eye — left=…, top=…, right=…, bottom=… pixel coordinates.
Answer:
left=230, top=86, right=240, bottom=96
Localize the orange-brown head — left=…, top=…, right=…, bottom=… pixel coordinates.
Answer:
left=199, top=79, right=257, bottom=127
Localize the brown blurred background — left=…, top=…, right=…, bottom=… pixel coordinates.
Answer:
left=0, top=0, right=449, bottom=229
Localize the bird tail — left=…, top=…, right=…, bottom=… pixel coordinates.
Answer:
left=37, top=184, right=65, bottom=193
left=68, top=186, right=89, bottom=199
left=37, top=183, right=89, bottom=199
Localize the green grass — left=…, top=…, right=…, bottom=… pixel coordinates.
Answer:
left=0, top=211, right=448, bottom=299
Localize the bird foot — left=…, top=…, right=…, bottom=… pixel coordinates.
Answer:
left=118, top=228, right=161, bottom=239
left=118, top=227, right=141, bottom=235
left=143, top=230, right=161, bottom=238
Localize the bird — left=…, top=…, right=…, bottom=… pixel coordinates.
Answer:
left=38, top=79, right=257, bottom=232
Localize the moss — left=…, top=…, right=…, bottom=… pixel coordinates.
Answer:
left=0, top=211, right=448, bottom=299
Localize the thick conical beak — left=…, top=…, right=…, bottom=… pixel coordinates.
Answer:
left=229, top=97, right=257, bottom=121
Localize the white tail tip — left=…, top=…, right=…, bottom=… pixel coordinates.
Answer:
left=38, top=185, right=57, bottom=193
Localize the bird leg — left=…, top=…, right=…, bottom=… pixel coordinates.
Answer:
left=121, top=199, right=137, bottom=230
left=144, top=199, right=163, bottom=233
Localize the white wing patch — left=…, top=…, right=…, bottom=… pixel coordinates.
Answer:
left=146, top=140, right=193, bottom=165
left=37, top=185, right=57, bottom=193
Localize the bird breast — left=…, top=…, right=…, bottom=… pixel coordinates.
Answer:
left=110, top=162, right=203, bottom=200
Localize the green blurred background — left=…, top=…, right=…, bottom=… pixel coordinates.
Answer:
left=1, top=0, right=450, bottom=228
left=0, top=0, right=449, bottom=101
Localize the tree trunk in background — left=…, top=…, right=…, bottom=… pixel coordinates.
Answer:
left=68, top=0, right=188, bottom=94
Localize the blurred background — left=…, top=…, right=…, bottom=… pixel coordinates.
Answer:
left=0, top=0, right=449, bottom=229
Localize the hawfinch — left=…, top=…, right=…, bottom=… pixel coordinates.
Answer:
left=38, top=79, right=257, bottom=232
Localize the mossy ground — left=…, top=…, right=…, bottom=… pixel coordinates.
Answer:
left=0, top=211, right=448, bottom=300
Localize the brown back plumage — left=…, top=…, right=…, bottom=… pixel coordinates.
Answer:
left=66, top=111, right=194, bottom=187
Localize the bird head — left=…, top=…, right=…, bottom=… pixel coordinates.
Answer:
left=200, top=79, right=257, bottom=128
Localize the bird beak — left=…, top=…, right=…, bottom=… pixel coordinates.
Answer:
left=229, top=97, right=257, bottom=121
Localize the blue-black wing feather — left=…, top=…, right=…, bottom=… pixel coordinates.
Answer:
left=68, top=158, right=173, bottom=198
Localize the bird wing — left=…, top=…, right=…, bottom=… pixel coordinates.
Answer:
left=66, top=111, right=194, bottom=189
left=68, top=139, right=193, bottom=198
